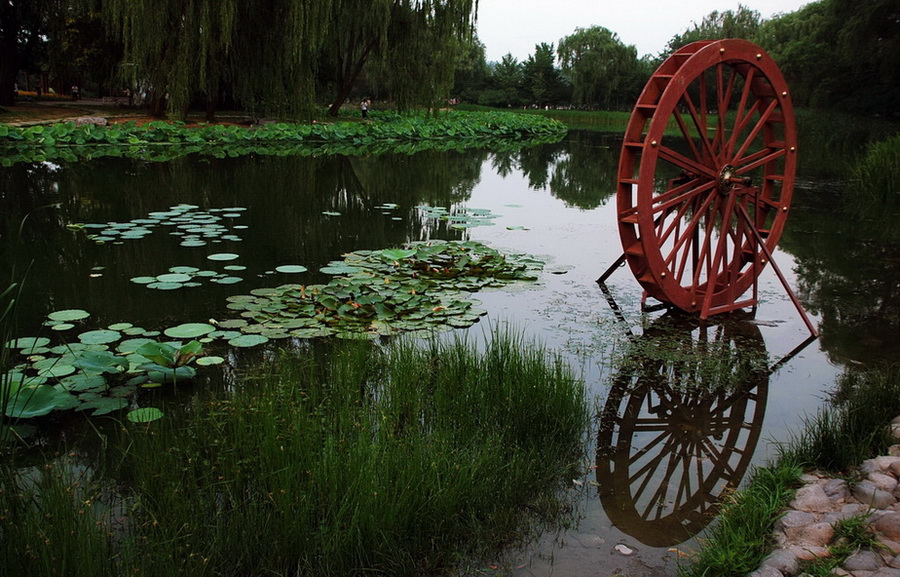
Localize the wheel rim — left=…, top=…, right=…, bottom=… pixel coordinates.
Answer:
left=617, top=39, right=797, bottom=314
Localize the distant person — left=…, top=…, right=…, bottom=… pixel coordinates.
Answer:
left=361, top=98, right=369, bottom=119
left=71, top=85, right=79, bottom=101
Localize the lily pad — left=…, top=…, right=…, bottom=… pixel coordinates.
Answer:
left=47, top=309, right=90, bottom=322
left=275, top=265, right=308, bottom=274
left=228, top=334, right=269, bottom=348
left=6, top=337, right=51, bottom=351
left=156, top=273, right=193, bottom=283
left=207, top=253, right=239, bottom=261
left=127, top=407, right=164, bottom=423
left=78, top=329, right=122, bottom=345
left=78, top=397, right=129, bottom=416
left=196, top=356, right=225, bottom=366
left=163, top=323, right=216, bottom=339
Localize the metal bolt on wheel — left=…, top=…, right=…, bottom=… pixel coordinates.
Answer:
left=616, top=39, right=797, bottom=317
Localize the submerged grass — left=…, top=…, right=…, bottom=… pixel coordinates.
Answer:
left=678, top=363, right=900, bottom=576
left=1, top=328, right=589, bottom=577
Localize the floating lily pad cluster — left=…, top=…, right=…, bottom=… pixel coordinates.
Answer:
left=131, top=264, right=247, bottom=290
left=222, top=240, right=542, bottom=338
left=71, top=204, right=247, bottom=246
left=417, top=205, right=500, bottom=229
left=2, top=311, right=228, bottom=421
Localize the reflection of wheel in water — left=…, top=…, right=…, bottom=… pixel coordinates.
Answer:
left=596, top=312, right=768, bottom=547
left=616, top=39, right=797, bottom=316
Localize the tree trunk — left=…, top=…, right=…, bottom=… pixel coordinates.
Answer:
left=326, top=39, right=377, bottom=117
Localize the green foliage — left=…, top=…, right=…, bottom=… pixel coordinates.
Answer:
left=680, top=363, right=900, bottom=576
left=849, top=133, right=900, bottom=236
left=222, top=239, right=543, bottom=338
left=677, top=461, right=802, bottom=577
left=664, top=5, right=763, bottom=55
left=0, top=329, right=589, bottom=577
left=778, top=363, right=900, bottom=473
left=557, top=26, right=646, bottom=110
left=754, top=0, right=898, bottom=115
left=0, top=111, right=566, bottom=166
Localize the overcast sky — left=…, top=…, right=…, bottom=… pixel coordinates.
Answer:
left=476, top=1, right=811, bottom=62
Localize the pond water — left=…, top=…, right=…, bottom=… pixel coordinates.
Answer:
left=1, top=129, right=897, bottom=576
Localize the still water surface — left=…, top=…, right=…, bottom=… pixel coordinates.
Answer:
left=0, top=129, right=896, bottom=576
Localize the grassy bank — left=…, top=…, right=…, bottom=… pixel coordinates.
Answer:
left=1, top=329, right=590, bottom=577
left=678, top=363, right=900, bottom=577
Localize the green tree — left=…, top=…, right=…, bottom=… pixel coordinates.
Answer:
left=478, top=53, right=524, bottom=108
left=755, top=0, right=898, bottom=115
left=663, top=4, right=762, bottom=55
left=557, top=26, right=643, bottom=109
left=321, top=0, right=477, bottom=116
left=451, top=36, right=490, bottom=103
left=521, top=43, right=569, bottom=107
left=0, top=0, right=56, bottom=106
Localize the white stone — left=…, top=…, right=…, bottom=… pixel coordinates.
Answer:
left=876, top=457, right=900, bottom=470
left=871, top=471, right=900, bottom=493
left=784, top=522, right=834, bottom=548
left=791, top=483, right=833, bottom=513
left=613, top=543, right=633, bottom=556
left=854, top=480, right=897, bottom=509
left=762, top=549, right=799, bottom=575
left=844, top=550, right=887, bottom=572
left=748, top=566, right=784, bottom=577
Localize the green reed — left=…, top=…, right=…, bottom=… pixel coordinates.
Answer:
left=1, top=328, right=589, bottom=577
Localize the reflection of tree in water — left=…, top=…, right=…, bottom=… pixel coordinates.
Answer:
left=780, top=180, right=900, bottom=364
left=0, top=149, right=488, bottom=331
left=596, top=312, right=769, bottom=547
left=491, top=130, right=620, bottom=209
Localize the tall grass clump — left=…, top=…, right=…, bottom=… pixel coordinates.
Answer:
left=0, top=459, right=114, bottom=576
left=848, top=133, right=900, bottom=237
left=0, top=329, right=587, bottom=577
left=677, top=460, right=803, bottom=577
left=779, top=363, right=900, bottom=473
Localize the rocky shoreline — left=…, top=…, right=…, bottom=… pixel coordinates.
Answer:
left=751, top=437, right=900, bottom=576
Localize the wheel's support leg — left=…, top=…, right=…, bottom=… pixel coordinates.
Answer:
left=735, top=203, right=819, bottom=338
left=597, top=253, right=627, bottom=285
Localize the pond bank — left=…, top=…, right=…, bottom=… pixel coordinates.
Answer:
left=754, top=440, right=900, bottom=577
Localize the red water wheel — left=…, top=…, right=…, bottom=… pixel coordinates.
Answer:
left=616, top=39, right=797, bottom=317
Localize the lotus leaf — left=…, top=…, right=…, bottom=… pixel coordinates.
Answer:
left=130, top=276, right=158, bottom=284
left=275, top=265, right=308, bottom=274
left=127, top=407, right=164, bottom=422
left=156, top=273, right=192, bottom=283
left=147, top=282, right=183, bottom=290
left=79, top=329, right=121, bottom=345
left=5, top=385, right=78, bottom=418
left=51, top=323, right=75, bottom=331
left=78, top=397, right=129, bottom=416
left=6, top=337, right=51, bottom=351
left=207, top=253, right=239, bottom=261
left=146, top=365, right=196, bottom=383
left=47, top=309, right=90, bottom=322
left=59, top=373, right=107, bottom=393
left=196, top=356, right=225, bottom=366
left=228, top=334, right=269, bottom=348
left=72, top=350, right=127, bottom=374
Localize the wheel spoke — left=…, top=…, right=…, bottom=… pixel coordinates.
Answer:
left=733, top=98, right=779, bottom=162
left=736, top=147, right=786, bottom=175
left=726, top=67, right=758, bottom=158
left=658, top=145, right=717, bottom=179
left=651, top=177, right=715, bottom=216
left=681, top=90, right=717, bottom=163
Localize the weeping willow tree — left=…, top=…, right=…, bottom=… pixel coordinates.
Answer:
left=102, top=0, right=331, bottom=119
left=321, top=0, right=477, bottom=117
left=101, top=0, right=474, bottom=119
